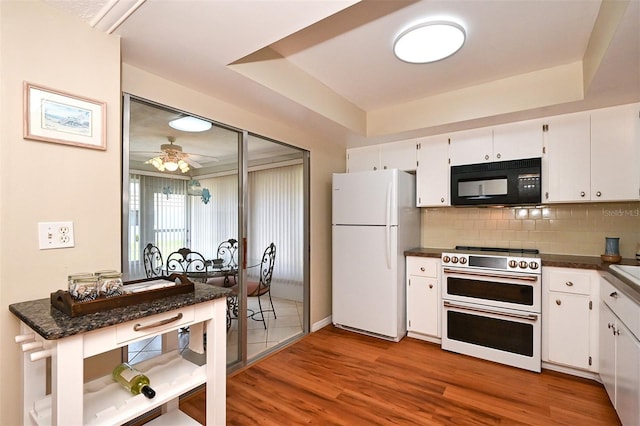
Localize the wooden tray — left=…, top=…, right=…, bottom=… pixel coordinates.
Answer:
left=51, top=273, right=194, bottom=317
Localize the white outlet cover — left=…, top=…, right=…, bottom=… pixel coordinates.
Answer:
left=38, top=221, right=75, bottom=249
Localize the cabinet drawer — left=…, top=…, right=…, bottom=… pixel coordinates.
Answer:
left=407, top=257, right=439, bottom=277
left=116, top=307, right=194, bottom=344
left=548, top=270, right=591, bottom=295
left=601, top=275, right=640, bottom=340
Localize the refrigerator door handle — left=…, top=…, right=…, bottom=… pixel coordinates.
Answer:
left=385, top=180, right=392, bottom=269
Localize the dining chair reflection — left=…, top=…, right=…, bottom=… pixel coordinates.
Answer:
left=206, top=238, right=238, bottom=288
left=166, top=248, right=209, bottom=282
left=142, top=243, right=163, bottom=278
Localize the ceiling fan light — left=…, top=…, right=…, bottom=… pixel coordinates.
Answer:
left=394, top=21, right=465, bottom=64
left=169, top=116, right=212, bottom=132
left=164, top=160, right=179, bottom=171
left=178, top=160, right=190, bottom=173
left=146, top=157, right=166, bottom=171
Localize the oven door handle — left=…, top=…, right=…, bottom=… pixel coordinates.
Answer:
left=443, top=268, right=538, bottom=282
left=443, top=301, right=539, bottom=322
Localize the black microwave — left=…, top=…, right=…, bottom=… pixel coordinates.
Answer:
left=450, top=157, right=542, bottom=206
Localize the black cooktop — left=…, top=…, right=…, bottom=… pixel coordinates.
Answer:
left=454, top=246, right=540, bottom=255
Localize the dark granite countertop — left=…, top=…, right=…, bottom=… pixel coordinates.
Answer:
left=9, top=282, right=231, bottom=340
left=405, top=247, right=638, bottom=269
left=404, top=247, right=446, bottom=259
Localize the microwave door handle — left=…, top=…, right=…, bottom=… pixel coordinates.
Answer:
left=385, top=180, right=391, bottom=269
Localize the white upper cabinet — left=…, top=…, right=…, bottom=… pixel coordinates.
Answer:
left=449, top=127, right=493, bottom=165
left=347, top=139, right=417, bottom=172
left=346, top=146, right=380, bottom=172
left=542, top=111, right=592, bottom=202
left=492, top=118, right=544, bottom=161
left=449, top=121, right=543, bottom=166
left=590, top=103, right=640, bottom=201
left=416, top=135, right=450, bottom=206
left=543, top=103, right=640, bottom=203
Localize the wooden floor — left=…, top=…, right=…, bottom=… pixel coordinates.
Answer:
left=180, top=326, right=620, bottom=425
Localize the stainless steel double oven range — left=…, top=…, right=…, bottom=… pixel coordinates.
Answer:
left=441, top=246, right=542, bottom=372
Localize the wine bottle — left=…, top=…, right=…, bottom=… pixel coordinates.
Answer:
left=112, top=363, right=156, bottom=399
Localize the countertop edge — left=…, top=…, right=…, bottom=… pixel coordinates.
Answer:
left=9, top=283, right=231, bottom=340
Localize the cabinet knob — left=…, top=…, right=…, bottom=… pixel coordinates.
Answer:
left=484, top=155, right=490, bottom=160
left=496, top=153, right=501, bottom=159
left=441, top=197, right=445, bottom=203
left=555, top=299, right=562, bottom=306
left=565, top=281, right=573, bottom=287
left=420, top=267, right=425, bottom=272
left=373, top=166, right=377, bottom=171
left=383, top=165, right=387, bottom=170
left=580, top=191, right=586, bottom=197
left=608, top=322, right=613, bottom=329
left=429, top=284, right=434, bottom=289
left=596, top=191, right=602, bottom=197
left=610, top=291, right=618, bottom=298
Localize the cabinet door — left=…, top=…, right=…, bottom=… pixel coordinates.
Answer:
left=616, top=320, right=640, bottom=426
left=380, top=140, right=418, bottom=171
left=591, top=103, right=640, bottom=201
left=547, top=292, right=591, bottom=369
left=599, top=301, right=617, bottom=405
left=347, top=146, right=380, bottom=172
left=493, top=119, right=544, bottom=162
left=543, top=111, right=591, bottom=202
left=407, top=275, right=439, bottom=337
left=416, top=135, right=449, bottom=206
left=449, top=127, right=493, bottom=165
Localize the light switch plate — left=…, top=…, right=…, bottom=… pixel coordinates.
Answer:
left=38, top=221, right=75, bottom=249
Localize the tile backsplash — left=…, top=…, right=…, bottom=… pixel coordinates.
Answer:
left=421, top=201, right=640, bottom=258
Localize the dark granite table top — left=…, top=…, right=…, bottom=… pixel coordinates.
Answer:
left=9, top=282, right=231, bottom=340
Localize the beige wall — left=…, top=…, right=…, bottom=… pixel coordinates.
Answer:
left=0, top=1, right=122, bottom=424
left=421, top=201, right=640, bottom=258
left=0, top=3, right=344, bottom=425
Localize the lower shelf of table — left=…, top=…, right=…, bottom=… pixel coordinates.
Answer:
left=30, top=350, right=207, bottom=426
left=146, top=409, right=202, bottom=426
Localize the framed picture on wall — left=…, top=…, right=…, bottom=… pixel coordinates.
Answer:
left=23, top=82, right=106, bottom=150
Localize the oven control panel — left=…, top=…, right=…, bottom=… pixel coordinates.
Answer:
left=442, top=252, right=541, bottom=274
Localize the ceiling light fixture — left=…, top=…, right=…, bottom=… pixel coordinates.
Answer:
left=393, top=21, right=466, bottom=64
left=168, top=116, right=212, bottom=132
left=146, top=154, right=190, bottom=173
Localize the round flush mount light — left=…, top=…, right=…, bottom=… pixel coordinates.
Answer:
left=169, top=116, right=212, bottom=132
left=393, top=21, right=466, bottom=64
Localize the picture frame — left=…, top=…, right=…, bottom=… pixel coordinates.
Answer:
left=23, top=82, right=106, bottom=150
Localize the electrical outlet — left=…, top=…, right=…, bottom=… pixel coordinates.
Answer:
left=38, top=221, right=75, bottom=249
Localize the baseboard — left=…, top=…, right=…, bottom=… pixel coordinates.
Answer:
left=541, top=361, right=601, bottom=382
left=312, top=315, right=333, bottom=332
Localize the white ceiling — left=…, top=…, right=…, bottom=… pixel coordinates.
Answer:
left=44, top=0, right=640, bottom=148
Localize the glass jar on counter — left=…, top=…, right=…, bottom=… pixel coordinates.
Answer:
left=96, top=270, right=124, bottom=298
left=68, top=273, right=99, bottom=302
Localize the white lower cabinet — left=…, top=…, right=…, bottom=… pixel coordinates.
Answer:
left=406, top=256, right=441, bottom=341
left=599, top=275, right=640, bottom=426
left=542, top=267, right=599, bottom=372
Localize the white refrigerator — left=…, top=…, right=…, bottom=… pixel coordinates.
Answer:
left=332, top=169, right=419, bottom=341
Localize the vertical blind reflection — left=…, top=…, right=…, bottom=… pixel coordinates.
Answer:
left=128, top=164, right=303, bottom=287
